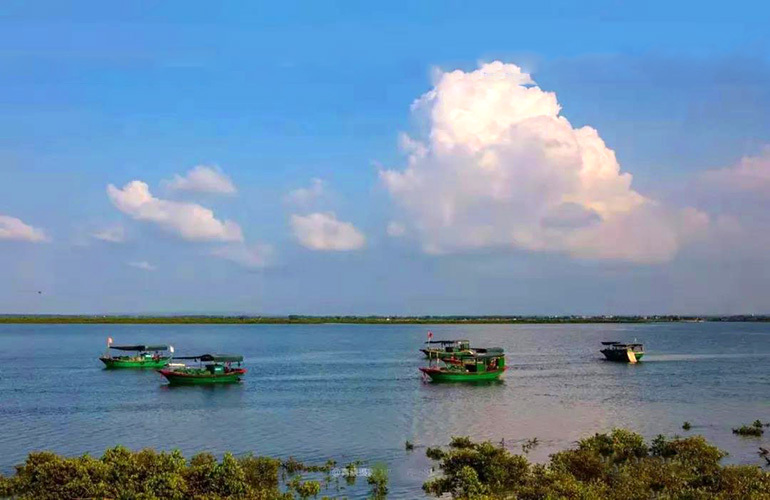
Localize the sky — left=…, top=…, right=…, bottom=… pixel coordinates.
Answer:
left=2, top=1, right=770, bottom=315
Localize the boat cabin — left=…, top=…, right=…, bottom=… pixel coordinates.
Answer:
left=174, top=353, right=244, bottom=370
left=461, top=351, right=505, bottom=372
left=600, top=341, right=645, bottom=362
left=601, top=341, right=644, bottom=352
left=106, top=344, right=169, bottom=359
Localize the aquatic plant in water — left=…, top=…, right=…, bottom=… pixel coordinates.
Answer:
left=521, top=437, right=539, bottom=454
left=368, top=463, right=389, bottom=499
left=733, top=420, right=765, bottom=436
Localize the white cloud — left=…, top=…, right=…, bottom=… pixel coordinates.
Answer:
left=107, top=181, right=243, bottom=242
left=285, top=178, right=325, bottom=206
left=128, top=261, right=156, bottom=271
left=380, top=61, right=707, bottom=263
left=166, top=165, right=236, bottom=195
left=290, top=212, right=366, bottom=251
left=0, top=215, right=48, bottom=242
left=701, top=147, right=770, bottom=193
left=387, top=221, right=406, bottom=237
left=92, top=225, right=125, bottom=243
left=211, top=243, right=275, bottom=269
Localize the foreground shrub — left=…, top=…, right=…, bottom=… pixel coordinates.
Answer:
left=0, top=447, right=296, bottom=499
left=424, top=429, right=770, bottom=499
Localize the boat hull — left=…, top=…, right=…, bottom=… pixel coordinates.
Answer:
left=420, top=367, right=505, bottom=382
left=158, top=369, right=246, bottom=385
left=600, top=350, right=645, bottom=362
left=100, top=357, right=171, bottom=369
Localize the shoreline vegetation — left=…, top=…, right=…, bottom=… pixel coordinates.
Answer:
left=1, top=314, right=770, bottom=325
left=2, top=429, right=770, bottom=499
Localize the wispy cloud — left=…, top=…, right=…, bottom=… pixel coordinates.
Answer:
left=290, top=212, right=365, bottom=251
left=701, top=147, right=770, bottom=194
left=165, top=165, right=236, bottom=195
left=92, top=225, right=125, bottom=243
left=0, top=215, right=48, bottom=243
left=107, top=181, right=243, bottom=242
left=128, top=261, right=156, bottom=271
left=285, top=178, right=325, bottom=206
left=386, top=221, right=406, bottom=237
left=211, top=243, right=275, bottom=269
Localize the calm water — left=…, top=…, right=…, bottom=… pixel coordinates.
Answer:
left=1, top=322, right=769, bottom=498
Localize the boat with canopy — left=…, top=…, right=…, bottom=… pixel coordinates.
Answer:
left=420, top=349, right=506, bottom=382
left=600, top=341, right=645, bottom=363
left=158, top=354, right=246, bottom=385
left=99, top=339, right=172, bottom=368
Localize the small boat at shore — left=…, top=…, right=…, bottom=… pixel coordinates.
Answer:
left=158, top=354, right=246, bottom=385
left=420, top=339, right=473, bottom=359
left=600, top=341, right=644, bottom=363
left=420, top=350, right=506, bottom=382
left=99, top=340, right=172, bottom=369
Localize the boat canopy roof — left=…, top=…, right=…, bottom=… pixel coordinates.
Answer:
left=602, top=342, right=643, bottom=348
left=466, top=352, right=504, bottom=360
left=601, top=341, right=621, bottom=345
left=425, top=339, right=469, bottom=344
left=110, top=344, right=168, bottom=351
left=174, top=354, right=243, bottom=362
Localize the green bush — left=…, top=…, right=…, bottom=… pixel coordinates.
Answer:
left=0, top=447, right=293, bottom=499
left=424, top=429, right=770, bottom=499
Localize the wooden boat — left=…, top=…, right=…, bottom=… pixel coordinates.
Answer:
left=420, top=339, right=473, bottom=359
left=158, top=354, right=246, bottom=385
left=420, top=350, right=506, bottom=382
left=99, top=343, right=172, bottom=369
left=600, top=341, right=644, bottom=363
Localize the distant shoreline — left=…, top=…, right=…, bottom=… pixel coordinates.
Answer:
left=0, top=315, right=767, bottom=324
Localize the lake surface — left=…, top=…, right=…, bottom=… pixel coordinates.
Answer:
left=1, top=322, right=769, bottom=498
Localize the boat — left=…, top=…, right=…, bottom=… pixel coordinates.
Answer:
left=158, top=354, right=246, bottom=385
left=420, top=350, right=506, bottom=382
left=600, top=341, right=645, bottom=363
left=420, top=339, right=473, bottom=359
left=99, top=342, right=172, bottom=369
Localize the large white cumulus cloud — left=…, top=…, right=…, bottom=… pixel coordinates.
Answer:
left=381, top=61, right=707, bottom=263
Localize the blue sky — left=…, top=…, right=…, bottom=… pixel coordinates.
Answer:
left=2, top=1, right=770, bottom=314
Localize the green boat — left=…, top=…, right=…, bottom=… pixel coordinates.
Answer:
left=158, top=354, right=246, bottom=385
left=99, top=343, right=172, bottom=369
left=420, top=339, right=473, bottom=359
left=600, top=341, right=645, bottom=363
left=420, top=350, right=506, bottom=382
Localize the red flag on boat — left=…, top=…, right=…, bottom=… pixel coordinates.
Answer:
left=427, top=331, right=433, bottom=340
